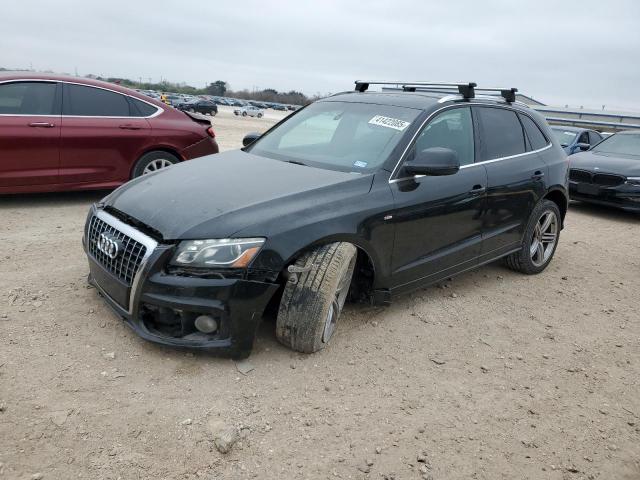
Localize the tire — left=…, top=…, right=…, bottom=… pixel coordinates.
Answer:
left=131, top=151, right=180, bottom=178
left=257, top=113, right=263, bottom=118
left=276, top=242, right=357, bottom=353
left=211, top=110, right=217, bottom=116
left=242, top=111, right=247, bottom=117
left=505, top=199, right=561, bottom=274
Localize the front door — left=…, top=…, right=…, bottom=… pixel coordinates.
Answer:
left=0, top=81, right=61, bottom=187
left=389, top=106, right=487, bottom=292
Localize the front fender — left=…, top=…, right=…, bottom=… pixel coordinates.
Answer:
left=242, top=175, right=396, bottom=288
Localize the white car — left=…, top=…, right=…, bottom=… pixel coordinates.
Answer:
left=234, top=105, right=264, bottom=118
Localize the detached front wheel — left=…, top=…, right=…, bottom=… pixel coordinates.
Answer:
left=276, top=242, right=357, bottom=353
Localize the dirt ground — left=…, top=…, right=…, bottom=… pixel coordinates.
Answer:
left=1, top=106, right=639, bottom=480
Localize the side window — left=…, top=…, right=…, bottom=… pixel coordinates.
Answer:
left=0, top=81, right=57, bottom=115
left=477, top=107, right=526, bottom=160
left=64, top=84, right=131, bottom=116
left=411, top=107, right=474, bottom=166
left=130, top=97, right=159, bottom=117
left=588, top=131, right=602, bottom=145
left=577, top=131, right=589, bottom=144
left=519, top=114, right=549, bottom=150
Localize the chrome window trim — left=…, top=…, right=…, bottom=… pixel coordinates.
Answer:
left=0, top=78, right=164, bottom=119
left=91, top=209, right=158, bottom=314
left=388, top=102, right=553, bottom=183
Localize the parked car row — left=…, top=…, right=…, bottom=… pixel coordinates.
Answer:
left=0, top=73, right=218, bottom=194
left=134, top=89, right=301, bottom=111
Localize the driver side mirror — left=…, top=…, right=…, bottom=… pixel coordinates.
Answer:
left=404, top=147, right=460, bottom=176
left=575, top=142, right=590, bottom=151
left=242, top=132, right=261, bottom=147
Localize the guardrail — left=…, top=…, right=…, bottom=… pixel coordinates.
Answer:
left=543, top=116, right=640, bottom=132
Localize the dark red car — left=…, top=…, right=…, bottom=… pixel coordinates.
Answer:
left=0, top=73, right=219, bottom=194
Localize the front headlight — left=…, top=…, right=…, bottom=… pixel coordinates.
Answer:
left=170, top=238, right=265, bottom=268
left=626, top=177, right=640, bottom=186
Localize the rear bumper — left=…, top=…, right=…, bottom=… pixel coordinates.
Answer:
left=569, top=181, right=640, bottom=212
left=180, top=137, right=219, bottom=160
left=84, top=226, right=279, bottom=359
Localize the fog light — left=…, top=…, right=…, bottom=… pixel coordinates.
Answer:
left=194, top=315, right=218, bottom=334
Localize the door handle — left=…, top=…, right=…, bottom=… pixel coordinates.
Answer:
left=469, top=185, right=486, bottom=195
left=531, top=171, right=545, bottom=180
left=28, top=122, right=55, bottom=128
left=118, top=124, right=141, bottom=130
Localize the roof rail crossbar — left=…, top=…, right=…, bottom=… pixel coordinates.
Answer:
left=354, top=81, right=518, bottom=102
left=354, top=81, right=478, bottom=98
left=474, top=87, right=518, bottom=103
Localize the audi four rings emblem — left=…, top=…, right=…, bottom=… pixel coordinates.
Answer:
left=97, top=233, right=122, bottom=259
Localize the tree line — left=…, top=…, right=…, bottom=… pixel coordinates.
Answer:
left=97, top=76, right=313, bottom=105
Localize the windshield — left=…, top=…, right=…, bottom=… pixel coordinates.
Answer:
left=592, top=133, right=640, bottom=157
left=551, top=128, right=578, bottom=147
left=248, top=101, right=420, bottom=173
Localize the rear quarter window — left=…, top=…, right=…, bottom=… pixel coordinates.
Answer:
left=130, top=97, right=159, bottom=117
left=519, top=114, right=549, bottom=150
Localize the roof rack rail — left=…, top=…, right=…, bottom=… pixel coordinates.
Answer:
left=354, top=80, right=518, bottom=103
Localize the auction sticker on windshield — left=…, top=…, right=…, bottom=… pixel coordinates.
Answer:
left=369, top=115, right=411, bottom=131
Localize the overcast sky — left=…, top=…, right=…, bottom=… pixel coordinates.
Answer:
left=3, top=0, right=640, bottom=111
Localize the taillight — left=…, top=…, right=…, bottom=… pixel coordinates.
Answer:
left=206, top=126, right=215, bottom=138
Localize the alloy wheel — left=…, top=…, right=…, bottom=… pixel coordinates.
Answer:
left=530, top=210, right=558, bottom=267
left=142, top=159, right=173, bottom=175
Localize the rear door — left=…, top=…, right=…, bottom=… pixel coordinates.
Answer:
left=60, top=83, right=152, bottom=185
left=0, top=80, right=61, bottom=187
left=475, top=106, right=548, bottom=258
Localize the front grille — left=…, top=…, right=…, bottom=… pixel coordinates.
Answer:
left=569, top=169, right=592, bottom=183
left=87, top=215, right=147, bottom=285
left=569, top=169, right=626, bottom=187
left=593, top=173, right=625, bottom=187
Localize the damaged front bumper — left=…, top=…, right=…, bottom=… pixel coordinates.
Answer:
left=83, top=208, right=279, bottom=359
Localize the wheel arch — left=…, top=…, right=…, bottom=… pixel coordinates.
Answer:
left=270, top=234, right=380, bottom=303
left=543, top=187, right=569, bottom=226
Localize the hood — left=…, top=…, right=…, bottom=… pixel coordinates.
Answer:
left=569, top=151, right=640, bottom=176
left=103, top=150, right=374, bottom=240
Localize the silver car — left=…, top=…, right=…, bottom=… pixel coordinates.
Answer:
left=234, top=105, right=264, bottom=118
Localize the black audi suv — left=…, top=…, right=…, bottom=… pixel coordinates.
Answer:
left=83, top=81, right=569, bottom=358
left=569, top=130, right=640, bottom=212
